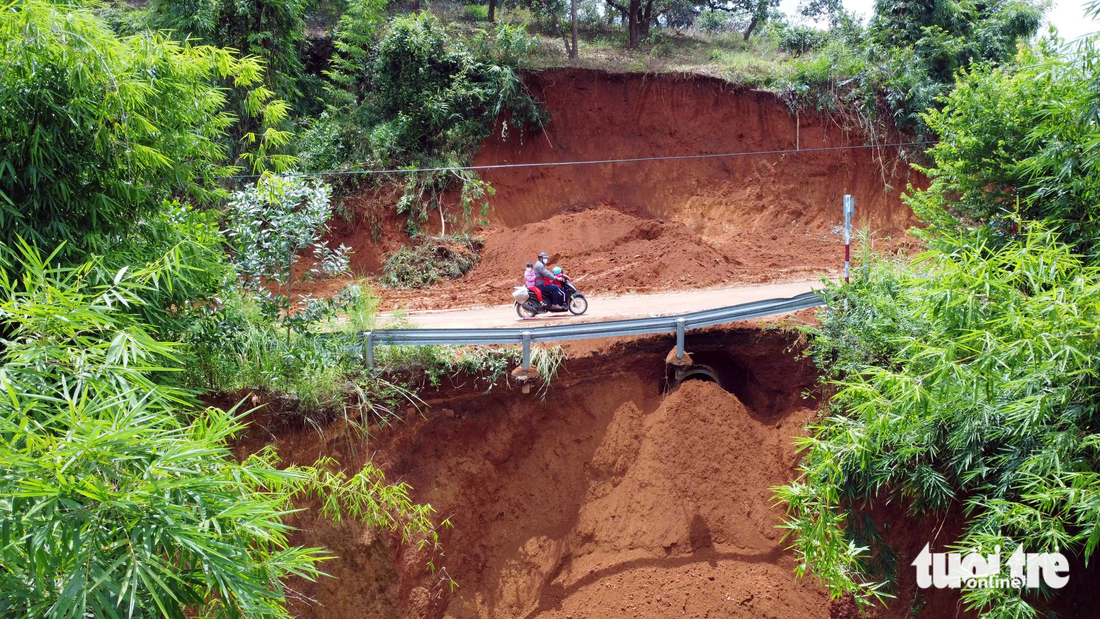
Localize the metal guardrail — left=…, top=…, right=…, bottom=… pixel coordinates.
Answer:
left=361, top=291, right=823, bottom=370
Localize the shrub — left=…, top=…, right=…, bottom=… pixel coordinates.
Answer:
left=382, top=234, right=483, bottom=289
left=187, top=285, right=382, bottom=415
left=296, top=112, right=356, bottom=173
left=778, top=25, right=828, bottom=55
left=645, top=32, right=676, bottom=57
left=363, top=15, right=542, bottom=164
left=225, top=176, right=350, bottom=286
left=461, top=4, right=489, bottom=21
left=321, top=14, right=544, bottom=229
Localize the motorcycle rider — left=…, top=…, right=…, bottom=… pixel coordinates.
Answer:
left=533, top=252, right=565, bottom=309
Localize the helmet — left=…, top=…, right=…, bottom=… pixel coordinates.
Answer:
left=538, top=252, right=549, bottom=262
left=552, top=266, right=562, bottom=275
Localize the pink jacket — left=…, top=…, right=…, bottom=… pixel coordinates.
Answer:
left=524, top=267, right=537, bottom=287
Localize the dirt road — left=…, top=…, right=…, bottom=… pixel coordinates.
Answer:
left=376, top=279, right=827, bottom=329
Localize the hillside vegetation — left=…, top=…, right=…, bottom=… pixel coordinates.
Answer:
left=2, top=0, right=1098, bottom=616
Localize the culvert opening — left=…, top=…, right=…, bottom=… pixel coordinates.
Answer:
left=667, top=351, right=739, bottom=390
left=677, top=365, right=720, bottom=385
left=665, top=347, right=811, bottom=420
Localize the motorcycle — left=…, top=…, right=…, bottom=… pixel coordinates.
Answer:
left=513, top=274, right=588, bottom=318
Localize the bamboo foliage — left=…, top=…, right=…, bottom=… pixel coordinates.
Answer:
left=0, top=243, right=440, bottom=618
left=775, top=225, right=1100, bottom=616
left=0, top=0, right=293, bottom=258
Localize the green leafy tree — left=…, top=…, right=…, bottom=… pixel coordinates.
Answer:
left=223, top=176, right=352, bottom=345
left=909, top=40, right=1100, bottom=260
left=225, top=176, right=350, bottom=287
left=149, top=0, right=309, bottom=105
left=866, top=0, right=1042, bottom=130
left=869, top=0, right=1041, bottom=60
left=780, top=0, right=1041, bottom=142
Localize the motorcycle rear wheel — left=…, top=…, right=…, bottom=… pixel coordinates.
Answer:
left=516, top=302, right=538, bottom=319
left=568, top=295, right=588, bottom=315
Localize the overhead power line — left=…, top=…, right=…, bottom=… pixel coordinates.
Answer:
left=223, top=141, right=933, bottom=180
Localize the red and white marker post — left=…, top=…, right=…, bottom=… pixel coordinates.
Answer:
left=843, top=195, right=853, bottom=283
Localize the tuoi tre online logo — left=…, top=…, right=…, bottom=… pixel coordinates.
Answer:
left=912, top=544, right=1069, bottom=590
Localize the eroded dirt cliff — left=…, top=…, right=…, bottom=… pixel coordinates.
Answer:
left=307, top=69, right=922, bottom=309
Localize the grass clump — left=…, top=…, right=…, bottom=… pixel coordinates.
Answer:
left=377, top=345, right=518, bottom=390
left=184, top=284, right=382, bottom=415
left=382, top=234, right=484, bottom=289
left=377, top=343, right=566, bottom=396
left=185, top=280, right=565, bottom=426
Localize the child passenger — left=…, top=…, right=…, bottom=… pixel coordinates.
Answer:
left=524, top=262, right=542, bottom=303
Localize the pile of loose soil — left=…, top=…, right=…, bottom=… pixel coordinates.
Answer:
left=375, top=204, right=848, bottom=310
left=519, top=380, right=831, bottom=619
left=467, top=205, right=726, bottom=288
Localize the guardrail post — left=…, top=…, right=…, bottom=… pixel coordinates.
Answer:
left=676, top=318, right=686, bottom=360
left=521, top=331, right=532, bottom=371
left=364, top=332, right=374, bottom=369
left=843, top=195, right=854, bottom=283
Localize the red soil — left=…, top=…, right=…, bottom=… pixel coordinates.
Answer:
left=475, top=69, right=919, bottom=237
left=316, top=68, right=922, bottom=310
left=240, top=330, right=871, bottom=618
left=376, top=201, right=861, bottom=311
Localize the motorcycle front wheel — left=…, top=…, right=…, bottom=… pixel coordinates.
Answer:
left=568, top=295, right=588, bottom=315
left=516, top=302, right=538, bottom=319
